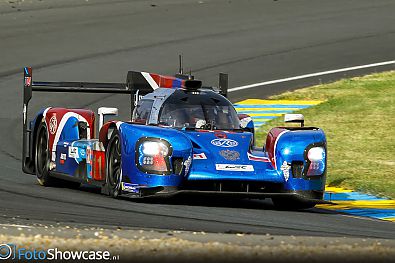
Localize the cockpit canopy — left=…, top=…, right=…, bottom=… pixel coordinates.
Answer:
left=133, top=89, right=241, bottom=131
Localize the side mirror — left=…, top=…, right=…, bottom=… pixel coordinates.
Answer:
left=238, top=113, right=255, bottom=145
left=98, top=107, right=118, bottom=130
left=284, top=114, right=304, bottom=127
left=238, top=114, right=253, bottom=130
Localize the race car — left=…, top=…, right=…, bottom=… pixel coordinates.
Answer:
left=22, top=66, right=328, bottom=210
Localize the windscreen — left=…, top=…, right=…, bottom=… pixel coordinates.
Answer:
left=159, top=91, right=240, bottom=130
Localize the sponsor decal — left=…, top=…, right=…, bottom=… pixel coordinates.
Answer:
left=68, top=144, right=87, bottom=164
left=215, top=164, right=254, bottom=172
left=219, top=150, right=240, bottom=161
left=68, top=146, right=79, bottom=158
left=60, top=153, right=67, bottom=160
left=280, top=161, right=291, bottom=181
left=121, top=182, right=139, bottom=193
left=193, top=153, right=207, bottom=160
left=211, top=138, right=238, bottom=148
left=59, top=156, right=66, bottom=165
left=183, top=156, right=192, bottom=175
left=24, top=76, right=32, bottom=87
left=79, top=149, right=85, bottom=157
left=49, top=115, right=57, bottom=135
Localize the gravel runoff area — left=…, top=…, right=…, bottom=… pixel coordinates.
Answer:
left=1, top=220, right=395, bottom=263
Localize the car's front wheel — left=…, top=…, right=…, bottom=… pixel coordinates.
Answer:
left=105, top=130, right=122, bottom=198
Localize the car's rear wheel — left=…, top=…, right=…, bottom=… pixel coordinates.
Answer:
left=106, top=130, right=122, bottom=198
left=272, top=197, right=316, bottom=210
left=35, top=122, right=60, bottom=186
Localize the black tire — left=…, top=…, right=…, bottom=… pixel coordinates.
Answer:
left=105, top=130, right=122, bottom=198
left=35, top=122, right=60, bottom=186
left=272, top=197, right=316, bottom=210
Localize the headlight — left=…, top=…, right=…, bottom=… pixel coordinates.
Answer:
left=306, top=146, right=326, bottom=176
left=141, top=141, right=169, bottom=156
left=135, top=138, right=172, bottom=175
left=307, top=147, right=325, bottom=162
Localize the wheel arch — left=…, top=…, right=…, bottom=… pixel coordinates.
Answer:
left=99, top=121, right=121, bottom=149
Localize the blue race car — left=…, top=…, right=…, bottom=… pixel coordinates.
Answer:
left=22, top=66, right=328, bottom=210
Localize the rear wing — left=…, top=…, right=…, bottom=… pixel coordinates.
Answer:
left=22, top=67, right=228, bottom=173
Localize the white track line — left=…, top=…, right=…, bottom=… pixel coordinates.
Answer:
left=229, top=60, right=395, bottom=93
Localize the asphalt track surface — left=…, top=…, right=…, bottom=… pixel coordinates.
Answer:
left=0, top=0, right=394, bottom=239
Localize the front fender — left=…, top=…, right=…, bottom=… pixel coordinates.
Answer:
left=268, top=127, right=327, bottom=192
left=117, top=123, right=193, bottom=187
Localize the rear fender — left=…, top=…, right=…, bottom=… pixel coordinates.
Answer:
left=99, top=121, right=120, bottom=149
left=43, top=108, right=95, bottom=161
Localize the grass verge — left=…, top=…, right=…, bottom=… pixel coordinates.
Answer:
left=255, top=71, right=395, bottom=199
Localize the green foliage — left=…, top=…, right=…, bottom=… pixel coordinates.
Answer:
left=255, top=71, right=395, bottom=198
